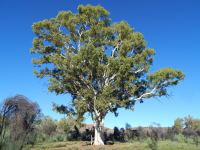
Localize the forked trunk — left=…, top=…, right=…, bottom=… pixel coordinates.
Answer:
left=93, top=120, right=104, bottom=145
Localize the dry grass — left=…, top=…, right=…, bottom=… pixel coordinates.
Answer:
left=26, top=140, right=200, bottom=150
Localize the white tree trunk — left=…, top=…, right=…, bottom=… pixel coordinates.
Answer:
left=93, top=120, right=104, bottom=145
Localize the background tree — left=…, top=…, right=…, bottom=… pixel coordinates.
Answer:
left=30, top=5, right=184, bottom=145
left=57, top=116, right=80, bottom=140
left=0, top=97, right=17, bottom=149
left=173, top=118, right=184, bottom=134
left=113, top=127, right=120, bottom=141
left=184, top=116, right=200, bottom=131
left=125, top=123, right=132, bottom=130
left=0, top=95, right=41, bottom=150
left=39, top=116, right=57, bottom=136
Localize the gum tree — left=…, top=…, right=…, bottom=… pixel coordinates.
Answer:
left=30, top=5, right=184, bottom=145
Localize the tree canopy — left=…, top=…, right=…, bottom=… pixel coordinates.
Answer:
left=30, top=5, right=184, bottom=145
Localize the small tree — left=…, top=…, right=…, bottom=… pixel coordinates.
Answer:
left=173, top=118, right=184, bottom=134
left=57, top=116, right=80, bottom=140
left=39, top=116, right=57, bottom=136
left=30, top=5, right=184, bottom=145
left=125, top=123, right=132, bottom=130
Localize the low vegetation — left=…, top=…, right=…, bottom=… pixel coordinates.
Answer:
left=1, top=95, right=200, bottom=150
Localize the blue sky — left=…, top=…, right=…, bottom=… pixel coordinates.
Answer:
left=0, top=0, right=200, bottom=128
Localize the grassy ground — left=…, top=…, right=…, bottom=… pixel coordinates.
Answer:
left=25, top=140, right=200, bottom=150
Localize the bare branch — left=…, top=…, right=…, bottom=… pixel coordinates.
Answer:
left=134, top=68, right=144, bottom=74
left=78, top=31, right=83, bottom=51
left=132, top=86, right=157, bottom=101
left=111, top=40, right=122, bottom=57
left=111, top=47, right=117, bottom=57
left=104, top=74, right=117, bottom=87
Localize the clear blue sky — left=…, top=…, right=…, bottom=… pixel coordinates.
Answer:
left=0, top=0, right=200, bottom=128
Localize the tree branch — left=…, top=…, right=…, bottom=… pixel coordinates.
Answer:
left=78, top=31, right=83, bottom=51
left=134, top=68, right=144, bottom=74
left=132, top=86, right=157, bottom=101
left=111, top=40, right=122, bottom=57
left=104, top=74, right=117, bottom=87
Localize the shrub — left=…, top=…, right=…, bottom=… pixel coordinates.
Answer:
left=148, top=138, right=158, bottom=150
left=55, top=134, right=65, bottom=142
left=173, top=134, right=186, bottom=143
left=193, top=136, right=200, bottom=147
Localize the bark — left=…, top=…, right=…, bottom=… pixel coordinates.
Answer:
left=93, top=120, right=104, bottom=145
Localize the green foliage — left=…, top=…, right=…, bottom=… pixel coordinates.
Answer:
left=148, top=127, right=159, bottom=150
left=184, top=116, right=200, bottom=131
left=173, top=116, right=200, bottom=134
left=39, top=116, right=57, bottom=136
left=193, top=136, right=200, bottom=147
left=173, top=118, right=184, bottom=134
left=173, top=134, right=186, bottom=143
left=30, top=5, right=184, bottom=124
